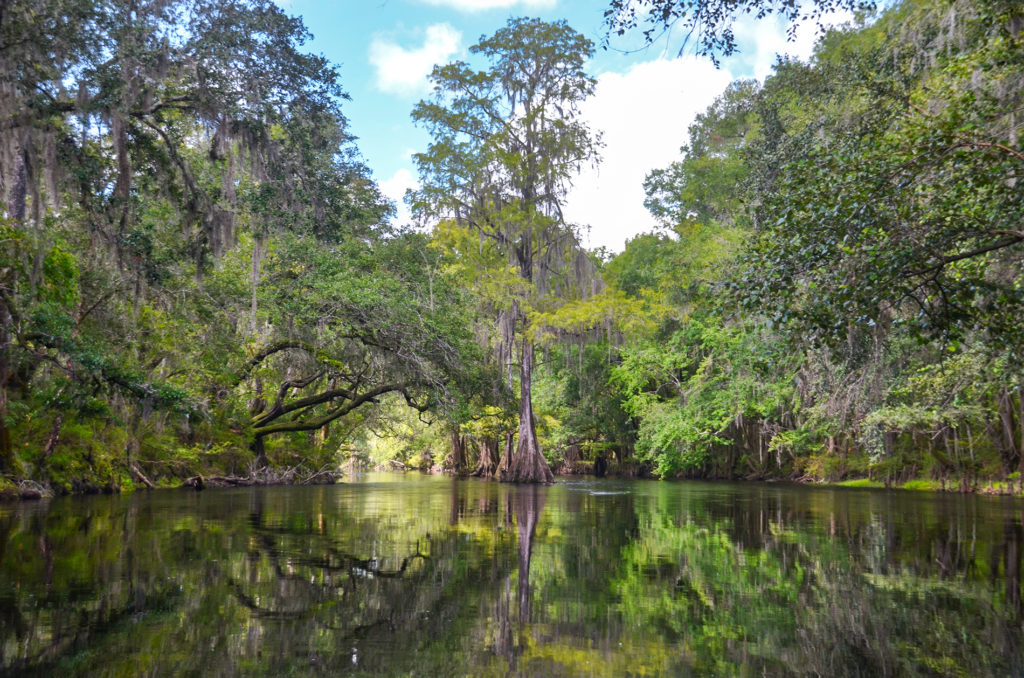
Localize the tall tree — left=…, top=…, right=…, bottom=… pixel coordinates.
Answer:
left=412, top=18, right=600, bottom=483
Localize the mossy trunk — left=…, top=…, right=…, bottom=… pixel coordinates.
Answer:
left=998, top=388, right=1020, bottom=475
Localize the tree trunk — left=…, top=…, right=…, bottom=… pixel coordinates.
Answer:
left=450, top=426, right=466, bottom=474
left=41, top=413, right=63, bottom=467
left=497, top=431, right=513, bottom=477
left=0, top=377, right=13, bottom=475
left=1018, top=381, right=1024, bottom=476
left=9, top=138, right=29, bottom=223
left=252, top=435, right=269, bottom=468
left=502, top=339, right=553, bottom=483
left=474, top=435, right=499, bottom=477
left=0, top=418, right=13, bottom=476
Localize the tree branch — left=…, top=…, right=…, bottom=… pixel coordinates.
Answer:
left=905, top=234, right=1024, bottom=278
left=234, top=340, right=313, bottom=386
left=252, top=382, right=409, bottom=437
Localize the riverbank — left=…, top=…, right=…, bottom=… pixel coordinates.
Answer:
left=0, top=464, right=343, bottom=501
left=832, top=476, right=1024, bottom=496
left=5, top=462, right=1024, bottom=502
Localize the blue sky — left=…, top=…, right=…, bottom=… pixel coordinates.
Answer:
left=277, top=0, right=848, bottom=252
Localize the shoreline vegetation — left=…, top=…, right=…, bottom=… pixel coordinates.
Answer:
left=3, top=1, right=1023, bottom=501
left=5, top=461, right=1023, bottom=502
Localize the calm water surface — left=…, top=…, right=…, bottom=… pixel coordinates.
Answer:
left=1, top=474, right=1023, bottom=676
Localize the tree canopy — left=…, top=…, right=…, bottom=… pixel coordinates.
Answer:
left=2, top=0, right=1023, bottom=495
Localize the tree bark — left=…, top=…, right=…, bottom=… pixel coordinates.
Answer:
left=251, top=382, right=407, bottom=437
left=450, top=426, right=466, bottom=474
left=251, top=436, right=268, bottom=468
left=497, top=431, right=513, bottom=477
left=0, top=418, right=13, bottom=475
left=474, top=435, right=499, bottom=477
left=9, top=138, right=29, bottom=223
left=41, top=413, right=63, bottom=466
left=502, top=339, right=553, bottom=483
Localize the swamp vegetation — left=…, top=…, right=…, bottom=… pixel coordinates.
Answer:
left=0, top=0, right=1023, bottom=494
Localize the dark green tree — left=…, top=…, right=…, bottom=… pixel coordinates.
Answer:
left=737, top=0, right=1024, bottom=350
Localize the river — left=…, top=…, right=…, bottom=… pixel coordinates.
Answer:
left=1, top=473, right=1022, bottom=676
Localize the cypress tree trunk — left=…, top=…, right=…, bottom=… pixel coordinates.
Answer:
left=502, top=339, right=553, bottom=483
left=474, top=436, right=499, bottom=477
left=450, top=426, right=466, bottom=474
left=497, top=432, right=513, bottom=477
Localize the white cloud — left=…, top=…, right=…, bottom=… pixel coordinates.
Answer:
left=729, top=9, right=853, bottom=79
left=563, top=8, right=853, bottom=254
left=419, top=0, right=556, bottom=10
left=380, top=168, right=419, bottom=227
left=563, top=58, right=733, bottom=254
left=369, top=24, right=461, bottom=96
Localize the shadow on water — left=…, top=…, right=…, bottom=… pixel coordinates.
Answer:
left=0, top=475, right=1022, bottom=676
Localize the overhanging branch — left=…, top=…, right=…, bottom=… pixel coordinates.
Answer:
left=252, top=382, right=412, bottom=437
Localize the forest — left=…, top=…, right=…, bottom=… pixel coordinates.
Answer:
left=1, top=0, right=1023, bottom=497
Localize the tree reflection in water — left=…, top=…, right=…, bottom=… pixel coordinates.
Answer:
left=0, top=476, right=1022, bottom=676
left=491, top=483, right=547, bottom=673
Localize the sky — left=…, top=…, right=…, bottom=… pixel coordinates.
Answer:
left=275, top=0, right=849, bottom=253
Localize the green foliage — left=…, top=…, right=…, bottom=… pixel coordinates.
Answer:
left=0, top=0, right=481, bottom=490
left=643, top=79, right=759, bottom=230
left=612, top=316, right=799, bottom=477
left=4, top=0, right=1023, bottom=491
left=596, top=0, right=1024, bottom=487
left=738, top=0, right=1024, bottom=350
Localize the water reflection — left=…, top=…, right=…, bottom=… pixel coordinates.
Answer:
left=0, top=477, right=1022, bottom=676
